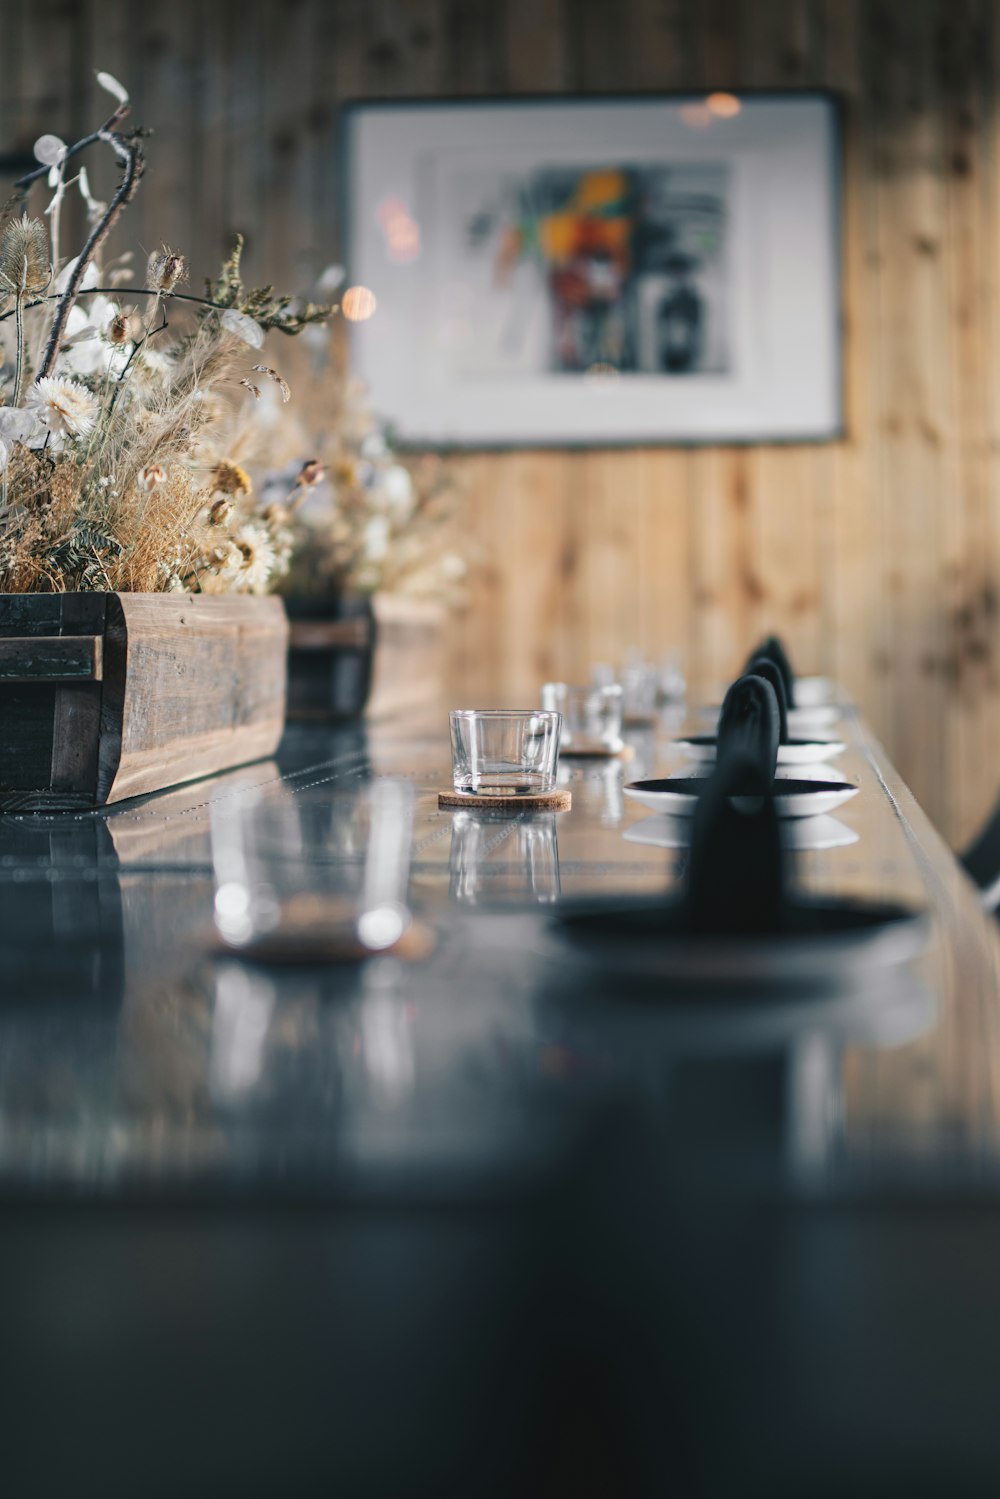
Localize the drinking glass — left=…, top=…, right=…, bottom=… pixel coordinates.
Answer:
left=620, top=656, right=659, bottom=723
left=449, top=709, right=562, bottom=796
left=210, top=778, right=415, bottom=958
left=540, top=682, right=624, bottom=752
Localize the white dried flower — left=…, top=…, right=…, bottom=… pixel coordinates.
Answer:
left=362, top=515, right=391, bottom=564
left=440, top=554, right=466, bottom=582
left=138, top=345, right=174, bottom=379
left=381, top=464, right=413, bottom=519
left=56, top=297, right=129, bottom=378
left=361, top=431, right=387, bottom=461
left=0, top=407, right=42, bottom=446
left=233, top=523, right=276, bottom=594
left=221, top=309, right=264, bottom=348
left=25, top=377, right=99, bottom=440
left=55, top=255, right=100, bottom=294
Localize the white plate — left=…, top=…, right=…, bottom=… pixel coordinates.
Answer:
left=624, top=812, right=860, bottom=852
left=700, top=702, right=841, bottom=732
left=774, top=761, right=846, bottom=781
left=623, top=776, right=860, bottom=820
left=675, top=735, right=845, bottom=766
left=795, top=675, right=837, bottom=707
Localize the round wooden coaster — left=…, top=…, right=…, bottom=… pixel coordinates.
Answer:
left=438, top=788, right=572, bottom=812
left=561, top=743, right=636, bottom=761
left=210, top=918, right=436, bottom=966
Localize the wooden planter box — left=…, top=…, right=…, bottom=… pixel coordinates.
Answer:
left=286, top=592, right=445, bottom=721
left=0, top=593, right=288, bottom=812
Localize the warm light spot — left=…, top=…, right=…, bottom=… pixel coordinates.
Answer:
left=342, top=285, right=378, bottom=321
left=707, top=91, right=742, bottom=118
left=584, top=362, right=621, bottom=380
left=679, top=103, right=714, bottom=129
left=377, top=196, right=421, bottom=264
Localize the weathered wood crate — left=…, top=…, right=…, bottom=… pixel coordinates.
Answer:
left=0, top=593, right=288, bottom=811
left=286, top=592, right=444, bottom=721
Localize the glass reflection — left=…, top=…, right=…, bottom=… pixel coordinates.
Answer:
left=449, top=810, right=561, bottom=906
left=210, top=964, right=276, bottom=1101
left=358, top=958, right=416, bottom=1107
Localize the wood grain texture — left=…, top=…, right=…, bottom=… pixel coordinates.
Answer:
left=0, top=635, right=103, bottom=682
left=101, top=593, right=288, bottom=804
left=0, top=592, right=287, bottom=809
left=367, top=594, right=446, bottom=719
left=4, top=0, right=1000, bottom=843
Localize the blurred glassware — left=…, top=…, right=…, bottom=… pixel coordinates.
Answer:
left=563, top=760, right=626, bottom=826
left=449, top=810, right=561, bottom=906
left=658, top=651, right=686, bottom=705
left=210, top=778, right=415, bottom=960
left=541, top=682, right=624, bottom=753
left=591, top=661, right=617, bottom=689
left=620, top=653, right=659, bottom=725
left=450, top=709, right=562, bottom=796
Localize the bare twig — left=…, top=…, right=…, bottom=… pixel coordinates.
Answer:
left=35, top=117, right=145, bottom=380
left=12, top=104, right=130, bottom=193
left=0, top=286, right=244, bottom=327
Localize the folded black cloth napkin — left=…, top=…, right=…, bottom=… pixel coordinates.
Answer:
left=686, top=674, right=786, bottom=933
left=744, top=655, right=789, bottom=743
left=715, top=670, right=780, bottom=777
left=744, top=635, right=796, bottom=709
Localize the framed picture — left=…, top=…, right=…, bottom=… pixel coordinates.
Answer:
left=342, top=93, right=841, bottom=447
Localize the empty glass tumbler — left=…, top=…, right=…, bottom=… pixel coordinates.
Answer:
left=540, top=682, right=624, bottom=753
left=449, top=709, right=562, bottom=796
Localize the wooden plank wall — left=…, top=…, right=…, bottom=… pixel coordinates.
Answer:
left=2, top=0, right=1000, bottom=846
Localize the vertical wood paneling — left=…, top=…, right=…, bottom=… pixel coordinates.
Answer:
left=4, top=0, right=1000, bottom=842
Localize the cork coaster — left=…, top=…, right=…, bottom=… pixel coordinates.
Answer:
left=561, top=743, right=636, bottom=762
left=438, top=788, right=572, bottom=812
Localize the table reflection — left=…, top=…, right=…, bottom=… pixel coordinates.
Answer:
left=539, top=958, right=936, bottom=1190
left=449, top=809, right=561, bottom=905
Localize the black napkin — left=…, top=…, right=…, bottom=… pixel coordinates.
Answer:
left=745, top=655, right=789, bottom=743
left=744, top=634, right=796, bottom=709
left=716, top=671, right=780, bottom=780
left=686, top=675, right=787, bottom=934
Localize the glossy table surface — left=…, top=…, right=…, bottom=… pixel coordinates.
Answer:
left=6, top=703, right=1000, bottom=1497
left=1, top=700, right=999, bottom=1202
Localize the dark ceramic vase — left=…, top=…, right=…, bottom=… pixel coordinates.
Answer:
left=284, top=593, right=376, bottom=720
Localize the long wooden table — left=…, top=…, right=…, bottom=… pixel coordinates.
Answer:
left=3, top=704, right=1000, bottom=1496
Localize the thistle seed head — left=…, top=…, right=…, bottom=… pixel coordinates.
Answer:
left=146, top=246, right=187, bottom=293
left=0, top=215, right=51, bottom=297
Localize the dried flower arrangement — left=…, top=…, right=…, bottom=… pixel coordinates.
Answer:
left=258, top=375, right=468, bottom=605
left=0, top=73, right=332, bottom=596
